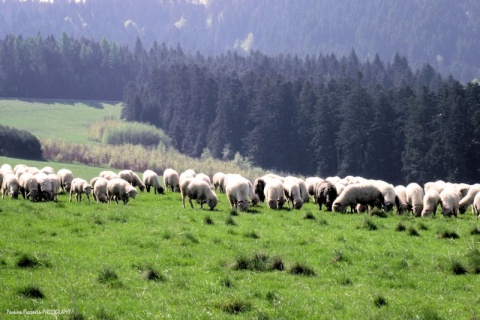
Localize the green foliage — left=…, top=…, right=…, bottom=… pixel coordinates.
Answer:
left=0, top=124, right=43, bottom=160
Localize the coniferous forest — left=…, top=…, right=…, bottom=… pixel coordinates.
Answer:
left=1, top=34, right=478, bottom=184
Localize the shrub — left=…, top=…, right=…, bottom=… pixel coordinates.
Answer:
left=0, top=124, right=43, bottom=160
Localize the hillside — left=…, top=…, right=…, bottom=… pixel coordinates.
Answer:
left=0, top=0, right=478, bottom=82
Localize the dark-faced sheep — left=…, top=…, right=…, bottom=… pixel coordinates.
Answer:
left=184, top=178, right=218, bottom=210
left=406, top=183, right=424, bottom=217
left=332, top=183, right=384, bottom=214
left=142, top=170, right=165, bottom=194
left=93, top=177, right=109, bottom=203
left=459, top=184, right=480, bottom=214
left=283, top=177, right=304, bottom=210
left=118, top=169, right=145, bottom=192
left=264, top=179, right=286, bottom=210
left=315, top=180, right=338, bottom=211
left=69, top=178, right=93, bottom=203
left=421, top=189, right=441, bottom=217
left=225, top=174, right=252, bottom=212
left=57, top=169, right=74, bottom=193
left=106, top=178, right=137, bottom=205
left=1, top=173, right=19, bottom=199
left=163, top=168, right=180, bottom=192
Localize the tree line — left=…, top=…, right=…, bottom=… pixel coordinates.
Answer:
left=0, top=34, right=478, bottom=184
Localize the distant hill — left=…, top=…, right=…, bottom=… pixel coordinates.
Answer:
left=0, top=0, right=478, bottom=82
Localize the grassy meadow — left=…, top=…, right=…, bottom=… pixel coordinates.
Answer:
left=1, top=99, right=480, bottom=318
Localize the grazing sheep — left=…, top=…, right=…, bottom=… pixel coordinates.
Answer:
left=421, top=189, right=441, bottom=217
left=106, top=178, right=137, bottom=204
left=283, top=178, right=304, bottom=210
left=19, top=172, right=40, bottom=201
left=69, top=178, right=93, bottom=203
left=474, top=193, right=480, bottom=218
left=142, top=170, right=165, bottom=194
left=264, top=179, right=286, bottom=210
left=335, top=182, right=346, bottom=196
left=93, top=177, right=109, bottom=203
left=40, top=166, right=55, bottom=175
left=195, top=173, right=212, bottom=187
left=247, top=180, right=260, bottom=206
left=306, top=177, right=323, bottom=202
left=332, top=183, right=384, bottom=214
left=1, top=173, right=19, bottom=199
left=213, top=172, right=226, bottom=193
left=35, top=172, right=53, bottom=201
left=47, top=173, right=60, bottom=202
left=424, top=180, right=446, bottom=195
left=57, top=169, right=74, bottom=193
left=405, top=183, right=424, bottom=217
left=118, top=169, right=146, bottom=192
left=370, top=180, right=396, bottom=212
left=180, top=177, right=194, bottom=207
left=225, top=174, right=252, bottom=212
left=99, top=170, right=119, bottom=180
left=254, top=173, right=284, bottom=202
left=13, top=164, right=27, bottom=177
left=394, top=185, right=409, bottom=215
left=459, top=184, right=480, bottom=214
left=184, top=178, right=218, bottom=210
left=1, top=163, right=13, bottom=175
left=163, top=168, right=180, bottom=192
left=439, top=187, right=460, bottom=218
left=315, top=180, right=338, bottom=211
left=179, top=169, right=196, bottom=181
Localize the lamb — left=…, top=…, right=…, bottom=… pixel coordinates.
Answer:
left=439, top=187, right=460, bottom=218
left=225, top=174, right=253, bottom=212
left=421, top=189, right=441, bottom=217
left=264, top=179, right=286, bottom=210
left=213, top=172, right=226, bottom=193
left=405, top=183, right=424, bottom=217
left=332, top=183, right=384, bottom=214
left=1, top=173, right=19, bottom=199
left=35, top=172, right=53, bottom=201
left=459, top=184, right=480, bottom=214
left=57, top=168, right=74, bottom=193
left=474, top=193, right=480, bottom=218
left=142, top=170, right=165, bottom=194
left=93, top=177, right=109, bottom=203
left=163, top=168, right=180, bottom=192
left=394, top=185, right=409, bottom=215
left=106, top=178, right=137, bottom=205
left=314, top=180, right=338, bottom=211
left=118, top=169, right=145, bottom=192
left=19, top=172, right=40, bottom=201
left=283, top=178, right=304, bottom=210
left=69, top=178, right=93, bottom=202
left=183, top=178, right=218, bottom=210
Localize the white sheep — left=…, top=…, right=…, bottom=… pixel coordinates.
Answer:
left=439, top=187, right=460, bottom=218
left=1, top=163, right=13, bottom=175
left=264, top=179, right=286, bottom=210
left=424, top=180, right=446, bottom=195
left=1, top=173, right=19, bottom=199
left=40, top=166, right=56, bottom=175
left=47, top=173, right=60, bottom=202
left=180, top=176, right=194, bottom=207
left=213, top=172, right=227, bottom=193
left=183, top=178, right=218, bottom=210
left=459, top=184, right=480, bottom=214
left=370, top=180, right=396, bottom=211
left=107, top=178, right=137, bottom=205
left=306, top=177, right=323, bottom=202
left=57, top=168, right=74, bottom=193
left=179, top=169, right=196, bottom=181
left=474, top=193, right=480, bottom=218
left=35, top=172, right=53, bottom=201
left=335, top=182, right=346, bottom=196
left=19, top=172, right=40, bottom=201
left=93, top=177, right=109, bottom=203
left=332, top=183, right=384, bottom=213
left=99, top=170, right=119, bottom=180
left=195, top=173, right=212, bottom=187
left=225, top=174, right=252, bottom=212
left=394, top=185, right=409, bottom=215
left=142, top=170, right=165, bottom=194
left=405, top=183, right=424, bottom=217
left=163, top=168, right=180, bottom=192
left=69, top=178, right=93, bottom=203
left=253, top=173, right=284, bottom=203
left=118, top=169, right=146, bottom=192
left=421, top=189, right=441, bottom=217
left=283, top=177, right=304, bottom=210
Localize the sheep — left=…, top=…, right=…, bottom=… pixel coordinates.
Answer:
left=19, top=172, right=40, bottom=201
left=35, top=172, right=53, bottom=201
left=69, top=178, right=93, bottom=203
left=424, top=180, right=446, bottom=195
left=1, top=173, right=19, bottom=199
left=421, top=189, right=441, bottom=217
left=306, top=177, right=323, bottom=202
left=370, top=180, right=396, bottom=212
left=439, top=187, right=460, bottom=218
left=183, top=178, right=218, bottom=210
left=57, top=168, right=74, bottom=193
left=264, top=179, right=286, bottom=210
left=99, top=170, right=119, bottom=180
left=406, top=183, right=424, bottom=217
left=225, top=174, right=253, bottom=212
left=314, top=180, right=338, bottom=211
left=195, top=173, right=212, bottom=187
left=93, top=177, right=109, bottom=203
left=335, top=182, right=346, bottom=196
left=142, top=170, right=165, bottom=194
left=27, top=166, right=40, bottom=175
left=332, top=183, right=384, bottom=214
left=179, top=169, right=196, bottom=181
left=283, top=178, right=304, bottom=210
left=213, top=172, right=226, bottom=193
left=118, top=169, right=146, bottom=192
left=13, top=164, right=27, bottom=177
left=254, top=173, right=284, bottom=202
left=295, top=177, right=310, bottom=203
left=180, top=177, right=194, bottom=207
left=163, top=168, right=180, bottom=192
left=106, top=178, right=137, bottom=205
left=47, top=173, right=60, bottom=202
left=474, top=193, right=480, bottom=218
left=40, top=166, right=55, bottom=175
left=1, top=163, right=13, bottom=175
left=394, top=185, right=409, bottom=215
left=459, top=184, right=480, bottom=214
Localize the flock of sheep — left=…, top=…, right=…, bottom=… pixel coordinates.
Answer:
left=1, top=162, right=479, bottom=218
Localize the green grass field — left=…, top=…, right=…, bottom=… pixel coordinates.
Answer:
left=1, top=170, right=480, bottom=319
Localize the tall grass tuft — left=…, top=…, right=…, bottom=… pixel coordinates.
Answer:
left=374, top=295, right=388, bottom=307
left=219, top=298, right=252, bottom=314
left=450, top=259, right=468, bottom=275
left=408, top=226, right=420, bottom=237
left=288, top=262, right=316, bottom=276
left=97, top=265, right=122, bottom=287
left=395, top=222, right=406, bottom=232
left=230, top=252, right=284, bottom=272
left=17, top=285, right=44, bottom=299
left=358, top=217, right=378, bottom=231
left=466, top=249, right=480, bottom=274
left=437, top=230, right=459, bottom=239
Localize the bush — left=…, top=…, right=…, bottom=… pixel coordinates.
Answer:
left=0, top=124, right=43, bottom=160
